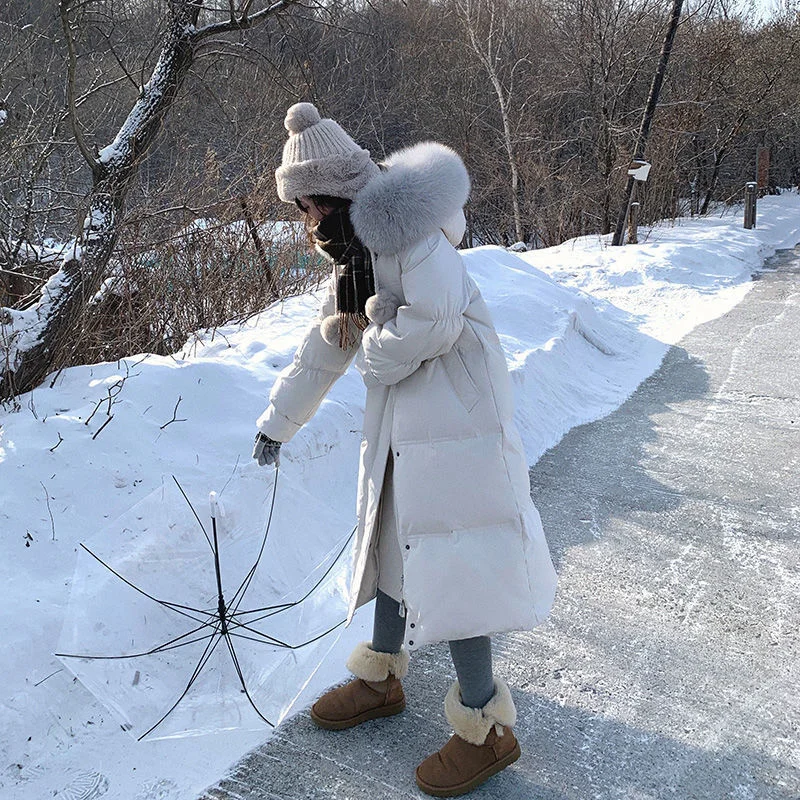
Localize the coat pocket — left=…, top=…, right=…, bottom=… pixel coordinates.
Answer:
left=401, top=524, right=537, bottom=649
left=441, top=346, right=480, bottom=412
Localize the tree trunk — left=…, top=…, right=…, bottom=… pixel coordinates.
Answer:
left=611, top=0, right=683, bottom=246
left=459, top=0, right=524, bottom=245
left=1, top=0, right=297, bottom=399
left=700, top=109, right=749, bottom=215
left=493, top=80, right=524, bottom=245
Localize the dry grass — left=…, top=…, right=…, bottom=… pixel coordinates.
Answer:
left=80, top=216, right=326, bottom=363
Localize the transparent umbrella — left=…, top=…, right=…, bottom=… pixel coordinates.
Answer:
left=56, top=464, right=355, bottom=740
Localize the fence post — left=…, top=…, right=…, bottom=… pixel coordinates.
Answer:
left=628, top=201, right=640, bottom=244
left=744, top=182, right=757, bottom=229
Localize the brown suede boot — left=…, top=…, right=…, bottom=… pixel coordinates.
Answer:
left=310, top=641, right=409, bottom=731
left=415, top=679, right=520, bottom=797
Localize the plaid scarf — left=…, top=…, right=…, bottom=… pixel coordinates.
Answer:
left=313, top=206, right=375, bottom=349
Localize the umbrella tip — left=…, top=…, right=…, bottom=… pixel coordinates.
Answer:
left=209, top=491, right=218, bottom=519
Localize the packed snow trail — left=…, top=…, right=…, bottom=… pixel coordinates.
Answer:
left=201, top=246, right=800, bottom=799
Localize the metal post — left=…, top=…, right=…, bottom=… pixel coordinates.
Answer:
left=744, top=182, right=757, bottom=229
left=628, top=202, right=640, bottom=244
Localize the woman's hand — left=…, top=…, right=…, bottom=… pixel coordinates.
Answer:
left=252, top=433, right=282, bottom=467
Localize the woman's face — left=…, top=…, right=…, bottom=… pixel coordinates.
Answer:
left=298, top=196, right=333, bottom=222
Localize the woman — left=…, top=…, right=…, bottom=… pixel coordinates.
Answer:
left=253, top=102, right=557, bottom=797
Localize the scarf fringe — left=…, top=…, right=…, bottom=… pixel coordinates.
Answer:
left=338, top=310, right=370, bottom=349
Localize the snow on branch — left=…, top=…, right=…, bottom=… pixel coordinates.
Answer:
left=0, top=196, right=114, bottom=373
left=97, top=41, right=187, bottom=167
left=2, top=0, right=302, bottom=398
left=192, top=0, right=302, bottom=40
left=1, top=243, right=80, bottom=371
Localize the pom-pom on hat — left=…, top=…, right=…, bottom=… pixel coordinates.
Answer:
left=276, top=102, right=380, bottom=203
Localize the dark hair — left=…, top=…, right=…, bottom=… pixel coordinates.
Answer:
left=296, top=195, right=351, bottom=241
left=294, top=194, right=350, bottom=214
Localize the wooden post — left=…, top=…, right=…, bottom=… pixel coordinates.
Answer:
left=744, top=182, right=757, bottom=229
left=628, top=201, right=640, bottom=244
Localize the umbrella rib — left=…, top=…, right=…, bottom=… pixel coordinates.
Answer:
left=227, top=468, right=279, bottom=615
left=79, top=543, right=213, bottom=624
left=228, top=525, right=356, bottom=624
left=229, top=601, right=294, bottom=617
left=137, top=620, right=224, bottom=741
left=224, top=632, right=275, bottom=728
left=229, top=617, right=347, bottom=650
left=226, top=621, right=289, bottom=647
left=172, top=475, right=214, bottom=554
left=219, top=455, right=240, bottom=495
left=56, top=623, right=217, bottom=661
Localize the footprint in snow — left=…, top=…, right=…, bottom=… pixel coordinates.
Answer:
left=134, top=778, right=180, bottom=799
left=54, top=770, right=109, bottom=800
left=14, top=761, right=46, bottom=782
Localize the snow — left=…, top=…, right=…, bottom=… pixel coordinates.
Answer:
left=180, top=217, right=306, bottom=247
left=83, top=208, right=111, bottom=242
left=1, top=192, right=799, bottom=799
left=2, top=240, right=68, bottom=267
left=97, top=141, right=123, bottom=166
left=0, top=110, right=7, bottom=127
left=1, top=267, right=74, bottom=370
left=0, top=236, right=93, bottom=368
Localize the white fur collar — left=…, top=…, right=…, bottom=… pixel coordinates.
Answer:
left=350, top=142, right=470, bottom=255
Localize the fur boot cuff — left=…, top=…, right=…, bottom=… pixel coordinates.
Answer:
left=345, top=641, right=410, bottom=682
left=365, top=292, right=399, bottom=325
left=444, top=679, right=517, bottom=746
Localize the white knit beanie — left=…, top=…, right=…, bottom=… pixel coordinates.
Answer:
left=275, top=102, right=380, bottom=203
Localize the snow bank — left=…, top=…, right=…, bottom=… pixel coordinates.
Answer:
left=1, top=192, right=799, bottom=800
left=520, top=192, right=800, bottom=344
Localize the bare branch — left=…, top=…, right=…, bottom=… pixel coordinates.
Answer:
left=193, top=0, right=302, bottom=41
left=160, top=396, right=187, bottom=429
left=58, top=0, right=98, bottom=171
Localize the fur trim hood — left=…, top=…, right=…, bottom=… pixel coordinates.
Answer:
left=350, top=142, right=470, bottom=255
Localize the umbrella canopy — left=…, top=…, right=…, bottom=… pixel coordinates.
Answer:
left=57, top=464, right=354, bottom=740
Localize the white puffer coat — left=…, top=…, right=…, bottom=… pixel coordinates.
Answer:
left=258, top=142, right=557, bottom=650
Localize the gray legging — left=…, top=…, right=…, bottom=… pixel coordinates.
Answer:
left=371, top=589, right=495, bottom=709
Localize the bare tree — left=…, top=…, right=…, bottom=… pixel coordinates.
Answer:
left=456, top=0, right=530, bottom=244
left=0, top=0, right=301, bottom=400
left=612, top=0, right=684, bottom=245
left=2, top=0, right=799, bottom=398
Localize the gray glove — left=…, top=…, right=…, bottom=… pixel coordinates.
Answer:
left=252, top=432, right=281, bottom=467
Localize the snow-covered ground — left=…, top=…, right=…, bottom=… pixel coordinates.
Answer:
left=1, top=192, right=799, bottom=800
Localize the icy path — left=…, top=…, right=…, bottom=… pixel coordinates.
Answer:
left=202, top=246, right=800, bottom=799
